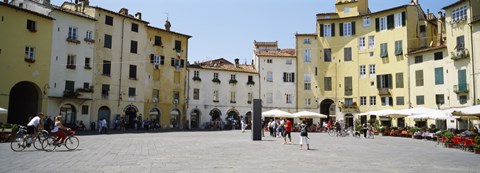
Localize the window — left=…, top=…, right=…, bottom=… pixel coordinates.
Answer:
left=153, top=89, right=159, bottom=102
left=324, top=77, right=332, bottom=91
left=434, top=52, right=443, bottom=60
left=394, top=40, right=403, bottom=55
left=154, top=36, right=162, bottom=46
left=267, top=93, right=273, bottom=103
left=344, top=98, right=353, bottom=106
left=194, top=71, right=200, bottom=78
left=25, top=46, right=35, bottom=61
left=324, top=48, right=332, bottom=62
left=130, top=40, right=138, bottom=53
left=394, top=13, right=403, bottom=28
left=415, top=70, right=424, bottom=86
left=363, top=16, right=370, bottom=27
left=344, top=7, right=350, bottom=13
left=305, top=98, right=311, bottom=106
left=284, top=73, right=295, bottom=83
left=416, top=95, right=425, bottom=105
left=304, top=38, right=311, bottom=44
left=267, top=71, right=273, bottom=82
left=131, top=23, right=138, bottom=32
left=128, top=87, right=136, bottom=97
left=81, top=105, right=88, bottom=115
left=436, top=94, right=445, bottom=105
left=175, top=40, right=181, bottom=51
left=266, top=59, right=272, bottom=63
left=152, top=54, right=161, bottom=65
left=456, top=35, right=465, bottom=50
left=248, top=75, right=254, bottom=82
left=379, top=16, right=387, bottom=31
left=286, top=59, right=292, bottom=64
left=396, top=72, right=404, bottom=88
left=360, top=96, right=367, bottom=105
left=304, top=74, right=311, bottom=90
left=380, top=43, right=388, bottom=58
left=231, top=74, right=236, bottom=80
left=173, top=92, right=180, bottom=104
left=435, top=67, right=444, bottom=85
left=248, top=92, right=253, bottom=103
left=359, top=65, right=366, bottom=78
left=315, top=67, right=318, bottom=76
left=369, top=64, right=376, bottom=77
left=86, top=31, right=93, bottom=40
left=359, top=37, right=366, bottom=49
left=104, top=34, right=112, bottom=49
left=396, top=97, right=405, bottom=105
left=102, top=60, right=111, bottom=76
left=344, top=47, right=352, bottom=61
left=452, top=6, right=468, bottom=21
left=129, top=65, right=137, bottom=80
left=27, top=19, right=36, bottom=32
left=458, top=69, right=467, bottom=92
left=323, top=24, right=332, bottom=37
left=101, top=84, right=109, bottom=97
left=304, top=49, right=311, bottom=62
left=67, top=55, right=76, bottom=68
left=286, top=94, right=292, bottom=104
left=85, top=57, right=91, bottom=69
left=65, top=80, right=75, bottom=92
left=68, top=27, right=78, bottom=40
left=344, top=77, right=352, bottom=96
left=414, top=55, right=423, bottom=64
left=105, top=15, right=113, bottom=26
left=370, top=96, right=376, bottom=106
left=377, top=74, right=392, bottom=88
left=459, top=95, right=468, bottom=104
left=381, top=97, right=393, bottom=106
left=368, top=36, right=375, bottom=49
left=230, top=92, right=236, bottom=103
left=342, top=22, right=353, bottom=36
left=213, top=90, right=219, bottom=102
left=213, top=73, right=219, bottom=80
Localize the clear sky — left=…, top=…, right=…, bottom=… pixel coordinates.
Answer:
left=52, top=0, right=457, bottom=63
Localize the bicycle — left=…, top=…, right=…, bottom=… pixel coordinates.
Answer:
left=42, top=130, right=79, bottom=151
left=366, top=129, right=375, bottom=139
left=10, top=125, right=49, bottom=152
left=327, top=128, right=336, bottom=137
left=350, top=128, right=361, bottom=138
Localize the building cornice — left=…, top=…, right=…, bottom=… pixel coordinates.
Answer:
left=0, top=2, right=54, bottom=20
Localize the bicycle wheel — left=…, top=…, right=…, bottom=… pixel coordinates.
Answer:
left=65, top=136, right=79, bottom=150
left=10, top=135, right=26, bottom=152
left=33, top=134, right=45, bottom=150
left=328, top=129, right=335, bottom=137
left=42, top=136, right=56, bottom=152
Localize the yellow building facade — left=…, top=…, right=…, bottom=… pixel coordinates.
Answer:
left=0, top=3, right=53, bottom=124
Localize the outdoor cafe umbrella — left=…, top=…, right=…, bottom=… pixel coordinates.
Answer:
left=261, top=109, right=294, bottom=118
left=292, top=111, right=328, bottom=119
left=0, top=107, right=7, bottom=114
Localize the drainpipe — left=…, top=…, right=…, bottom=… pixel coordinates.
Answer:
left=468, top=0, right=477, bottom=105
left=118, top=18, right=125, bottom=108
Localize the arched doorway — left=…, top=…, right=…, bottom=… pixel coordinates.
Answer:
left=149, top=107, right=161, bottom=125
left=210, top=108, right=221, bottom=121
left=60, top=104, right=76, bottom=126
left=98, top=106, right=111, bottom=127
left=227, top=109, right=239, bottom=129
left=245, top=111, right=252, bottom=129
left=320, top=99, right=335, bottom=124
left=124, top=106, right=138, bottom=128
left=190, top=109, right=200, bottom=129
left=8, top=81, right=40, bottom=125
left=345, top=114, right=354, bottom=128
left=170, top=109, right=180, bottom=128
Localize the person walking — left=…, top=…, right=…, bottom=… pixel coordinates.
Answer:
left=241, top=116, right=246, bottom=133
left=299, top=120, right=310, bottom=150
left=284, top=119, right=292, bottom=144
left=362, top=123, right=368, bottom=138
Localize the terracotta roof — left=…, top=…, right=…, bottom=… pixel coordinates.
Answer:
left=254, top=49, right=296, bottom=57
left=188, top=58, right=257, bottom=73
left=52, top=5, right=97, bottom=21
left=317, top=5, right=411, bottom=21
left=0, top=2, right=54, bottom=20
left=335, top=0, right=358, bottom=5
left=407, top=45, right=447, bottom=55
left=253, top=41, right=278, bottom=46
left=147, top=26, right=192, bottom=38
left=442, top=0, right=466, bottom=10
left=61, top=2, right=149, bottom=24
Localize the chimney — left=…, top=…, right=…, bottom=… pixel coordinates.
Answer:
left=437, top=11, right=444, bottom=46
left=411, top=0, right=418, bottom=5
left=135, top=12, right=142, bottom=20
left=234, top=58, right=239, bottom=68
left=119, top=8, right=128, bottom=16
left=165, top=19, right=171, bottom=31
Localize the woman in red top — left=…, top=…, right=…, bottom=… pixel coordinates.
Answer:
left=284, top=119, right=292, bottom=144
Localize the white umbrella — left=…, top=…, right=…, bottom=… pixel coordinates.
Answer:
left=292, top=111, right=327, bottom=118
left=0, top=107, right=7, bottom=114
left=400, top=107, right=446, bottom=116
left=452, top=105, right=480, bottom=115
left=261, top=109, right=293, bottom=118
left=357, top=109, right=407, bottom=117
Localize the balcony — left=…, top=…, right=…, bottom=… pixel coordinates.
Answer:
left=451, top=49, right=470, bottom=61
left=229, top=79, right=238, bottom=85
left=378, top=88, right=391, bottom=95
left=84, top=38, right=95, bottom=43
left=247, top=80, right=255, bottom=86
left=212, top=78, right=221, bottom=84
left=66, top=64, right=76, bottom=69
left=453, top=84, right=469, bottom=94
left=63, top=90, right=80, bottom=98
left=66, top=37, right=81, bottom=44
left=340, top=102, right=359, bottom=113
left=192, top=76, right=202, bottom=82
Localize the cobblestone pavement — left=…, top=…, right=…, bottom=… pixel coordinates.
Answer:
left=1, top=130, right=479, bottom=173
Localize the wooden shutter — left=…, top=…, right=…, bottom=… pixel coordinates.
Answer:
left=181, top=60, right=185, bottom=68
left=331, top=23, right=335, bottom=36
left=292, top=73, right=295, bottom=82
left=389, top=97, right=393, bottom=106
left=160, top=56, right=165, bottom=65
left=375, top=18, right=380, bottom=32
left=171, top=58, right=175, bottom=66
left=150, top=54, right=154, bottom=63
left=376, top=75, right=381, bottom=88
left=320, top=24, right=324, bottom=37
left=401, top=12, right=406, bottom=26
left=351, top=21, right=356, bottom=35
left=283, top=72, right=287, bottom=82
left=339, top=23, right=344, bottom=36
left=388, top=74, right=393, bottom=89
left=435, top=67, right=444, bottom=85
left=387, top=15, right=394, bottom=29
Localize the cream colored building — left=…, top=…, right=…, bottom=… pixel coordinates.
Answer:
left=297, top=0, right=438, bottom=128
left=0, top=2, right=53, bottom=124
left=145, top=25, right=190, bottom=129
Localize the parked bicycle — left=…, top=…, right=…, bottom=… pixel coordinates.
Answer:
left=42, top=130, right=79, bottom=151
left=10, top=125, right=49, bottom=152
left=329, top=127, right=354, bottom=137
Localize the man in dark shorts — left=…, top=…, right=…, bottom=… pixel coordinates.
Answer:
left=26, top=113, right=45, bottom=145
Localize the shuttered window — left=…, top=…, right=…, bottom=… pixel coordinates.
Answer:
left=344, top=47, right=352, bottom=61
left=396, top=72, right=404, bottom=88
left=435, top=67, right=444, bottom=85
left=394, top=40, right=403, bottom=55
left=344, top=77, right=352, bottom=96
left=324, top=48, right=332, bottom=62
left=380, top=43, right=388, bottom=58
left=324, top=77, right=332, bottom=91
left=415, top=70, right=424, bottom=86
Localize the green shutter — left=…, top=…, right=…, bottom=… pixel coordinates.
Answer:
left=387, top=15, right=394, bottom=29
left=376, top=75, right=381, bottom=88
left=375, top=18, right=380, bottom=32
left=351, top=21, right=356, bottom=35
left=396, top=73, right=404, bottom=88
left=331, top=23, right=335, bottom=36
left=458, top=69, right=467, bottom=91
left=320, top=24, right=324, bottom=37
left=339, top=23, right=344, bottom=36
left=388, top=74, right=393, bottom=89
left=435, top=67, right=444, bottom=85
left=401, top=12, right=406, bottom=26
left=395, top=40, right=403, bottom=55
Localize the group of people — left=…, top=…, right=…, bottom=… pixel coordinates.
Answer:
left=267, top=118, right=309, bottom=150
left=26, top=113, right=71, bottom=146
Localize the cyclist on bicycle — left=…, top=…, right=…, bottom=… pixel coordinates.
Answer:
left=26, top=113, right=45, bottom=145
left=51, top=115, right=70, bottom=145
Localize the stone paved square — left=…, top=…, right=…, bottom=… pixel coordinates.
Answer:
left=1, top=131, right=479, bottom=173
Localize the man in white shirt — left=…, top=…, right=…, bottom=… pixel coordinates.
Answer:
left=26, top=113, right=45, bottom=144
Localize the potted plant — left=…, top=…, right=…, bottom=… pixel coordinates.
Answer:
left=443, top=131, right=454, bottom=148
left=378, top=126, right=385, bottom=136
left=473, top=136, right=480, bottom=154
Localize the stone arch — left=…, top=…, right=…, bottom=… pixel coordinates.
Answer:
left=124, top=105, right=138, bottom=128
left=148, top=106, right=162, bottom=124
left=169, top=108, right=181, bottom=129
left=8, top=81, right=42, bottom=125
left=59, top=103, right=77, bottom=125
left=209, top=108, right=222, bottom=121
left=189, top=108, right=201, bottom=128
